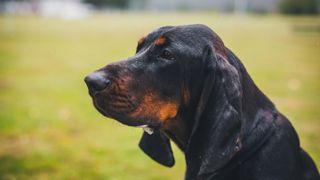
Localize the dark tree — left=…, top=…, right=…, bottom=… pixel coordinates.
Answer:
left=279, top=0, right=319, bottom=14
left=83, top=0, right=129, bottom=9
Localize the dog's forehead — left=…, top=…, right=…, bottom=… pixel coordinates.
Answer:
left=147, top=26, right=174, bottom=40
left=148, top=25, right=215, bottom=44
left=139, top=24, right=226, bottom=58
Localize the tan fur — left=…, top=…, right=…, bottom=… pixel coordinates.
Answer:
left=131, top=93, right=178, bottom=121
left=138, top=36, right=146, bottom=45
left=155, top=36, right=166, bottom=46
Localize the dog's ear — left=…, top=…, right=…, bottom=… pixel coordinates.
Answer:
left=186, top=46, right=243, bottom=178
left=187, top=45, right=217, bottom=148
left=139, top=131, right=175, bottom=167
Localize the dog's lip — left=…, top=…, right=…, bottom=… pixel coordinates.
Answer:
left=93, top=100, right=111, bottom=117
left=89, top=93, right=161, bottom=131
left=87, top=88, right=98, bottom=97
left=92, top=102, right=160, bottom=128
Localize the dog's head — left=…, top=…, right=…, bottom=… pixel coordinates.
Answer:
left=85, top=24, right=243, bottom=168
left=85, top=25, right=226, bottom=127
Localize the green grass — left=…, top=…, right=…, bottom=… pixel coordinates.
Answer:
left=0, top=12, right=319, bottom=179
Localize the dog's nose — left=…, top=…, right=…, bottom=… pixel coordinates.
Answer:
left=84, top=72, right=111, bottom=93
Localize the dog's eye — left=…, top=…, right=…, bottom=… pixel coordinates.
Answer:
left=160, top=50, right=175, bottom=61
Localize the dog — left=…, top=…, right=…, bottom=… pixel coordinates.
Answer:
left=84, top=24, right=319, bottom=180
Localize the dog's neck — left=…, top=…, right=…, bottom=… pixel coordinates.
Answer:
left=161, top=116, right=188, bottom=151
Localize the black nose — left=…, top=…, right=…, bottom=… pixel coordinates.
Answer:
left=84, top=72, right=111, bottom=93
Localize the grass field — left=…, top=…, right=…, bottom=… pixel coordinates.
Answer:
left=0, top=12, right=319, bottom=179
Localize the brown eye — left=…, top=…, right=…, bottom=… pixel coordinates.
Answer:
left=160, top=50, right=175, bottom=60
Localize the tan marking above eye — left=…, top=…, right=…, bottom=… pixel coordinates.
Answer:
left=155, top=36, right=166, bottom=46
left=138, top=36, right=146, bottom=45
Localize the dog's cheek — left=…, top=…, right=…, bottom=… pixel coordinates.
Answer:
left=130, top=93, right=179, bottom=122
left=159, top=103, right=179, bottom=121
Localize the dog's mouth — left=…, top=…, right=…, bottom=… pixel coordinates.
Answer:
left=89, top=90, right=162, bottom=130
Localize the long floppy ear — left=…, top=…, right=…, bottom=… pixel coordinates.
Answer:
left=139, top=131, right=175, bottom=167
left=186, top=45, right=217, bottom=148
left=186, top=46, right=243, bottom=178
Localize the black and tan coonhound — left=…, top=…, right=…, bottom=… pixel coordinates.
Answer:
left=84, top=24, right=319, bottom=180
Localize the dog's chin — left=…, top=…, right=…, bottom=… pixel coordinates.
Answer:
left=93, top=100, right=161, bottom=130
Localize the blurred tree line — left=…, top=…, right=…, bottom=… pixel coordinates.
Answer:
left=83, top=0, right=128, bottom=8
left=279, top=0, right=319, bottom=14
left=1, top=0, right=319, bottom=14
left=82, top=0, right=319, bottom=14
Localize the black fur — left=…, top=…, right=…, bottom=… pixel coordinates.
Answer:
left=85, top=24, right=319, bottom=180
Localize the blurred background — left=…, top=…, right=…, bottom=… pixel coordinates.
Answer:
left=0, top=0, right=319, bottom=179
